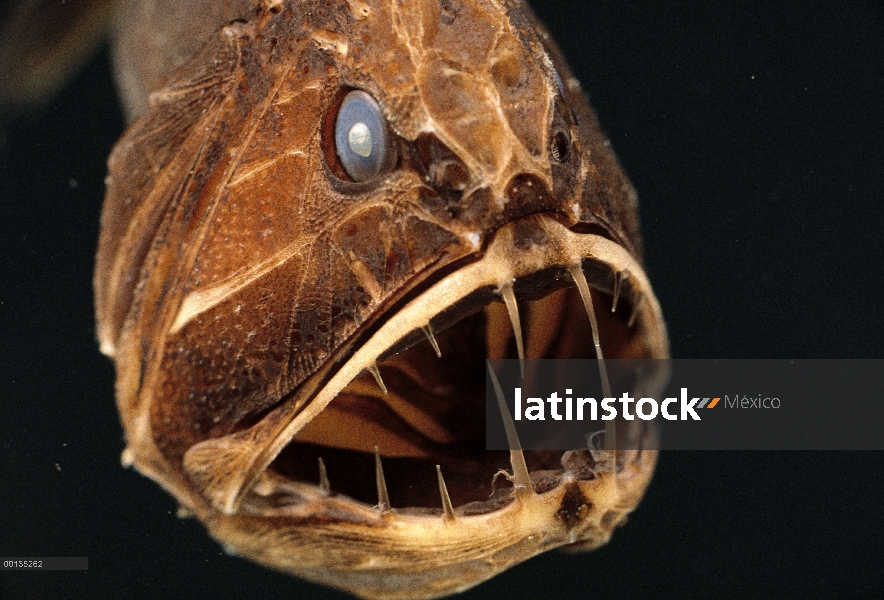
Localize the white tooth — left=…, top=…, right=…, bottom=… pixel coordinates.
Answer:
left=436, top=465, right=456, bottom=523
left=568, top=266, right=611, bottom=397
left=612, top=271, right=628, bottom=313
left=486, top=361, right=533, bottom=499
left=568, top=265, right=616, bottom=457
left=318, top=457, right=330, bottom=495
left=367, top=365, right=388, bottom=395
left=422, top=325, right=442, bottom=358
left=499, top=281, right=525, bottom=377
left=374, top=446, right=391, bottom=511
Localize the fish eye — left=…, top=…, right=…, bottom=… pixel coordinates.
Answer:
left=333, top=90, right=389, bottom=182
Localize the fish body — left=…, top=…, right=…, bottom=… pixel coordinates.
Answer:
left=2, top=1, right=668, bottom=597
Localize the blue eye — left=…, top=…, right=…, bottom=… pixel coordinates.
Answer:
left=334, top=90, right=389, bottom=182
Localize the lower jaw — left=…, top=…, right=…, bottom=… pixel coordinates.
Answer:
left=217, top=444, right=658, bottom=600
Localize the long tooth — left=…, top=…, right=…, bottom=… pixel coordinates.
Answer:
left=367, top=365, right=388, bottom=395
left=568, top=265, right=616, bottom=455
left=318, top=457, right=330, bottom=495
left=612, top=271, right=627, bottom=313
left=568, top=265, right=612, bottom=398
left=422, top=325, right=442, bottom=358
left=486, top=361, right=533, bottom=499
left=436, top=465, right=456, bottom=523
left=499, top=281, right=525, bottom=377
left=374, top=446, right=391, bottom=511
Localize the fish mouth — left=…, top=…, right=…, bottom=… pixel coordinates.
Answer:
left=181, top=213, right=667, bottom=596
left=266, top=213, right=665, bottom=504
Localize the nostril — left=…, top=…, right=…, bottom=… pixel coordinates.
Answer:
left=438, top=160, right=469, bottom=191
left=415, top=133, right=471, bottom=193
left=551, top=131, right=570, bottom=162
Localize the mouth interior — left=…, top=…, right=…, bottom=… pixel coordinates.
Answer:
left=267, top=266, right=637, bottom=513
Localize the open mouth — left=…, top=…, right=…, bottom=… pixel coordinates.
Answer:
left=181, top=213, right=667, bottom=524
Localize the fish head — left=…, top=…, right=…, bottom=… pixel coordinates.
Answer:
left=94, top=1, right=668, bottom=598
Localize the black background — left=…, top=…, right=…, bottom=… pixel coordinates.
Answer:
left=2, top=1, right=883, bottom=598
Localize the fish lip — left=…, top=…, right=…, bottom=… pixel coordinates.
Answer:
left=181, top=213, right=668, bottom=516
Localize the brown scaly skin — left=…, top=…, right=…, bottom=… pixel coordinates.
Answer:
left=92, top=1, right=669, bottom=598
